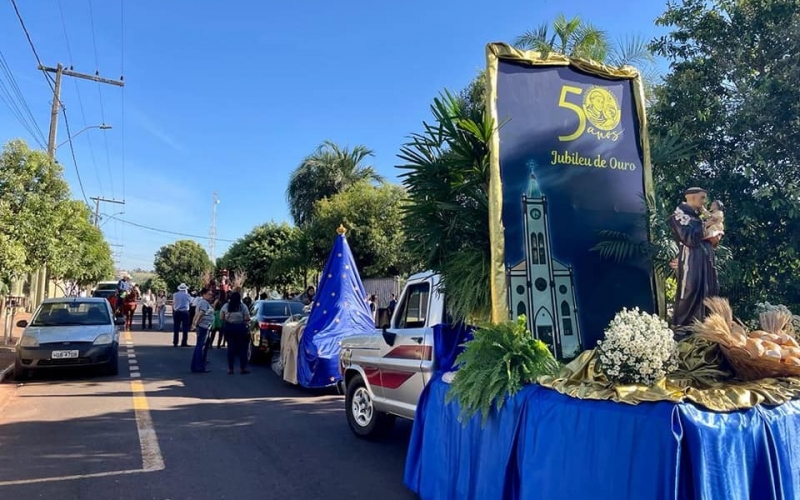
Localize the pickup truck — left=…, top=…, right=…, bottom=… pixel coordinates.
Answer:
left=339, top=271, right=454, bottom=439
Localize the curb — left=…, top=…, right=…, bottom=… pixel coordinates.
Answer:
left=0, top=363, right=13, bottom=383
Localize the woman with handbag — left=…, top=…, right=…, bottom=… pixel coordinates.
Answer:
left=220, top=291, right=251, bottom=375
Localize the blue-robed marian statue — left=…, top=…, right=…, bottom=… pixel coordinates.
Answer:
left=296, top=224, right=375, bottom=388
left=668, top=187, right=721, bottom=335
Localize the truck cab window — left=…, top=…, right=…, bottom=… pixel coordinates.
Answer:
left=395, top=283, right=430, bottom=329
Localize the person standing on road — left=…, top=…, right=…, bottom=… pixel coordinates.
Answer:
left=141, top=289, right=155, bottom=330
left=156, top=290, right=167, bottom=331
left=172, top=283, right=191, bottom=347
left=221, top=291, right=251, bottom=375
left=188, top=291, right=199, bottom=332
left=190, top=288, right=214, bottom=373
left=204, top=291, right=227, bottom=362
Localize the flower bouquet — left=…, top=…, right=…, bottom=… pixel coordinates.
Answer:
left=597, top=308, right=678, bottom=386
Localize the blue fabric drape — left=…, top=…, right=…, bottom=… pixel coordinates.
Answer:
left=296, top=233, right=374, bottom=388
left=405, top=377, right=800, bottom=500
left=431, top=323, right=473, bottom=374
left=404, top=375, right=526, bottom=500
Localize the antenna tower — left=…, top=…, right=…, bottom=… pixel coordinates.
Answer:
left=209, top=191, right=219, bottom=262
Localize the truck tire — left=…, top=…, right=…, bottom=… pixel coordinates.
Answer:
left=345, top=374, right=395, bottom=440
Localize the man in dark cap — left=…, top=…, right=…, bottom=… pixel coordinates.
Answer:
left=668, top=187, right=721, bottom=335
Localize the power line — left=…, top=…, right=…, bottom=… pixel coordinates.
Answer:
left=107, top=215, right=237, bottom=243
left=55, top=0, right=106, bottom=197
left=60, top=108, right=91, bottom=207
left=0, top=51, right=47, bottom=148
left=120, top=0, right=127, bottom=202
left=9, top=0, right=56, bottom=92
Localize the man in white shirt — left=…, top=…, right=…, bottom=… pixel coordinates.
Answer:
left=173, top=284, right=192, bottom=347
left=141, top=289, right=156, bottom=330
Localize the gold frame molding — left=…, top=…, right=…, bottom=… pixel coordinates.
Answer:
left=484, top=42, right=659, bottom=324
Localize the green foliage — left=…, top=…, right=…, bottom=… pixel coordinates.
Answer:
left=153, top=240, right=213, bottom=292
left=48, top=200, right=114, bottom=286
left=304, top=181, right=417, bottom=278
left=0, top=139, right=71, bottom=281
left=446, top=316, right=560, bottom=425
left=286, top=141, right=383, bottom=227
left=141, top=275, right=167, bottom=294
left=217, top=222, right=303, bottom=290
left=397, top=90, right=494, bottom=323
left=649, top=0, right=800, bottom=313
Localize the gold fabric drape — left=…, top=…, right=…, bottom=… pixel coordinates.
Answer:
left=538, top=337, right=800, bottom=411
left=484, top=42, right=663, bottom=323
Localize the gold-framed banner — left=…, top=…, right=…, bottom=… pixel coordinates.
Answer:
left=485, top=42, right=658, bottom=357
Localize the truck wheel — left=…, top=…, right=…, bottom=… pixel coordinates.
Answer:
left=345, top=374, right=394, bottom=440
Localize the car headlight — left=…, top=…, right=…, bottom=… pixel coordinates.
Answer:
left=19, top=335, right=39, bottom=347
left=94, top=333, right=113, bottom=345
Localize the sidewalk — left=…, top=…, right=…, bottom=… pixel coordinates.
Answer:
left=0, top=310, right=30, bottom=381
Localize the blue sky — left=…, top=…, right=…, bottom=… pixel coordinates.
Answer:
left=0, top=0, right=670, bottom=271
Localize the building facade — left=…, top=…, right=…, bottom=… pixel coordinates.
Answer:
left=506, top=173, right=582, bottom=359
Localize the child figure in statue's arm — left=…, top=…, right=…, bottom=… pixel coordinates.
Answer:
left=701, top=200, right=725, bottom=239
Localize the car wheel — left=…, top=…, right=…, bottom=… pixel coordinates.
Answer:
left=106, top=347, right=119, bottom=376
left=13, top=359, right=29, bottom=380
left=345, top=374, right=395, bottom=440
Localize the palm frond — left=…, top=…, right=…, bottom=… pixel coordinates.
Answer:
left=608, top=34, right=655, bottom=67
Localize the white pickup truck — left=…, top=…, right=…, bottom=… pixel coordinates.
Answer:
left=339, top=271, right=450, bottom=439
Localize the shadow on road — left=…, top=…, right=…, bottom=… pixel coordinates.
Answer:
left=0, top=338, right=417, bottom=499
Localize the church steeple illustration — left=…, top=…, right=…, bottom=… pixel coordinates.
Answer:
left=507, top=161, right=582, bottom=359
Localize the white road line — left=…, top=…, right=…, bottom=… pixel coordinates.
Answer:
left=0, top=468, right=153, bottom=486
left=130, top=373, right=140, bottom=378
left=129, top=360, right=138, bottom=366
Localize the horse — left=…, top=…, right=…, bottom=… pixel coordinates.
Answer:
left=123, top=288, right=139, bottom=330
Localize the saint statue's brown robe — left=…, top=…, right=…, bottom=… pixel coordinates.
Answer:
left=668, top=203, right=720, bottom=330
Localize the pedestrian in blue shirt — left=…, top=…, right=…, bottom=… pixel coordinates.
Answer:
left=172, top=283, right=191, bottom=347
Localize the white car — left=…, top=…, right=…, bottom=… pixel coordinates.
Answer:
left=15, top=297, right=123, bottom=379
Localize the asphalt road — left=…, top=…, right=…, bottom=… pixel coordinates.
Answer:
left=0, top=318, right=418, bottom=500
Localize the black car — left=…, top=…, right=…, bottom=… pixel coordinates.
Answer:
left=248, top=300, right=306, bottom=362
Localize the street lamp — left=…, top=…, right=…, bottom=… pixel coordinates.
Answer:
left=56, top=123, right=112, bottom=149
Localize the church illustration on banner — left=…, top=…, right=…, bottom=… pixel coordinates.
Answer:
left=507, top=164, right=583, bottom=359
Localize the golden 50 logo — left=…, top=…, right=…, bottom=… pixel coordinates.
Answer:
left=557, top=85, right=622, bottom=142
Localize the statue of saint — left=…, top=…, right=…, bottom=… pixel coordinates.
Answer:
left=668, top=187, right=721, bottom=334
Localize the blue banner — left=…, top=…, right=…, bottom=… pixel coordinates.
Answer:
left=495, top=61, right=654, bottom=355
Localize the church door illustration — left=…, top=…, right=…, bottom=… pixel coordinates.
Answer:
left=534, top=306, right=556, bottom=354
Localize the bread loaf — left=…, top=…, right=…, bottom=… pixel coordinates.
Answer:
left=764, top=348, right=782, bottom=360
left=762, top=340, right=781, bottom=352
left=783, top=357, right=800, bottom=366
left=745, top=338, right=766, bottom=358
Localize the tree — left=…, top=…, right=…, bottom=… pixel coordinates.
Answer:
left=304, top=181, right=417, bottom=278
left=153, top=240, right=213, bottom=292
left=48, top=200, right=114, bottom=286
left=0, top=140, right=71, bottom=282
left=286, top=141, right=384, bottom=226
left=514, top=13, right=654, bottom=69
left=217, top=222, right=303, bottom=291
left=648, top=0, right=800, bottom=312
left=141, top=275, right=167, bottom=294
left=398, top=91, right=494, bottom=322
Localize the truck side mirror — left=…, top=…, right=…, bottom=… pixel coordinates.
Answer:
left=16, top=319, right=28, bottom=328
left=382, top=326, right=396, bottom=346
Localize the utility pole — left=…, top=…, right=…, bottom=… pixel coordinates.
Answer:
left=209, top=191, right=219, bottom=262
left=31, top=63, right=125, bottom=307
left=91, top=197, right=125, bottom=227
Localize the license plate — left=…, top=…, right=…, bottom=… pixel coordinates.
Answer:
left=51, top=350, right=80, bottom=359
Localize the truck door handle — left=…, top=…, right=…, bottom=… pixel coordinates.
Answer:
left=411, top=336, right=423, bottom=344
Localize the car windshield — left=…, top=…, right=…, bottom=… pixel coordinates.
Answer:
left=31, top=302, right=110, bottom=326
left=258, top=302, right=300, bottom=317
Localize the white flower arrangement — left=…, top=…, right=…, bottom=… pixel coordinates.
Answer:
left=597, top=307, right=678, bottom=386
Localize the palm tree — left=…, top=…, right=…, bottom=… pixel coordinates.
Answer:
left=514, top=14, right=654, bottom=69
left=286, top=140, right=383, bottom=226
